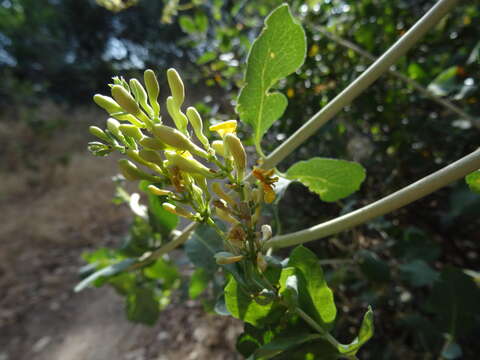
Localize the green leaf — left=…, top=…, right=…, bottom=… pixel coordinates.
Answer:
left=194, top=11, right=208, bottom=33
left=236, top=4, right=306, bottom=154
left=254, top=333, right=323, bottom=359
left=337, top=306, right=374, bottom=355
left=144, top=258, right=180, bottom=288
left=147, top=192, right=179, bottom=237
left=358, top=250, right=391, bottom=283
left=179, top=15, right=196, bottom=33
left=197, top=51, right=216, bottom=65
left=126, top=286, right=159, bottom=325
left=427, top=266, right=480, bottom=336
left=427, top=66, right=459, bottom=96
left=185, top=224, right=223, bottom=273
left=286, top=158, right=366, bottom=202
left=189, top=267, right=210, bottom=299
left=225, top=276, right=275, bottom=326
left=466, top=170, right=480, bottom=194
left=288, top=246, right=336, bottom=330
left=399, top=260, right=439, bottom=287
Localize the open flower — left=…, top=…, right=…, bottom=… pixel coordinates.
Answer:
left=209, top=120, right=237, bottom=137
left=252, top=167, right=279, bottom=204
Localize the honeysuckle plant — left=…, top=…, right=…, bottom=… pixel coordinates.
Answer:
left=79, top=2, right=480, bottom=359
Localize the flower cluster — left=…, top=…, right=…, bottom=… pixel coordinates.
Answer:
left=89, top=68, right=276, bottom=269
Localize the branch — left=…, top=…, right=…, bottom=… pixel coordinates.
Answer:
left=265, top=148, right=480, bottom=249
left=314, top=25, right=478, bottom=127
left=262, top=0, right=460, bottom=170
left=127, top=0, right=460, bottom=267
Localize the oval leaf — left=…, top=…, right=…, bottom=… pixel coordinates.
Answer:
left=236, top=4, right=306, bottom=154
left=286, top=158, right=366, bottom=202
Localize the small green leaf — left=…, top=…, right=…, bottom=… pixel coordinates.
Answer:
left=338, top=306, right=374, bottom=355
left=288, top=246, right=336, bottom=330
left=466, top=170, right=480, bottom=194
left=286, top=158, right=366, bottom=202
left=427, top=66, right=459, bottom=96
left=147, top=191, right=179, bottom=237
left=179, top=15, right=196, bottom=33
left=236, top=4, right=306, bottom=154
left=399, top=260, right=439, bottom=287
left=144, top=258, right=179, bottom=288
left=185, top=224, right=223, bottom=273
left=224, top=276, right=275, bottom=326
left=126, top=286, right=159, bottom=326
left=254, top=333, right=323, bottom=359
left=189, top=268, right=210, bottom=299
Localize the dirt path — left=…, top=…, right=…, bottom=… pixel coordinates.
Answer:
left=0, top=113, right=241, bottom=359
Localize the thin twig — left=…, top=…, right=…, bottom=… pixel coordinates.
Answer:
left=265, top=147, right=480, bottom=249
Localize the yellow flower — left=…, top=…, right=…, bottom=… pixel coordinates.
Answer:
left=209, top=120, right=237, bottom=137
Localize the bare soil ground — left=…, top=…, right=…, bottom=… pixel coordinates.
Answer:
left=0, top=104, right=241, bottom=360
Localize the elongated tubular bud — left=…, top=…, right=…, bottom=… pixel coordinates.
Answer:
left=118, top=159, right=163, bottom=182
left=186, top=107, right=210, bottom=149
left=216, top=207, right=239, bottom=225
left=106, top=118, right=126, bottom=143
left=215, top=252, right=244, bottom=265
left=164, top=151, right=214, bottom=178
left=167, top=68, right=184, bottom=106
left=139, top=136, right=166, bottom=151
left=144, top=69, right=160, bottom=117
left=212, top=182, right=236, bottom=207
left=162, top=203, right=194, bottom=219
left=112, top=113, right=144, bottom=128
left=93, top=94, right=123, bottom=114
left=129, top=78, right=153, bottom=117
left=166, top=96, right=188, bottom=133
left=147, top=185, right=173, bottom=197
left=257, top=253, right=268, bottom=272
left=111, top=85, right=140, bottom=115
left=139, top=149, right=163, bottom=165
left=119, top=124, right=144, bottom=141
left=191, top=183, right=205, bottom=208
left=152, top=124, right=208, bottom=158
left=193, top=174, right=208, bottom=193
left=223, top=133, right=247, bottom=179
left=126, top=149, right=163, bottom=174
left=89, top=126, right=111, bottom=143
left=211, top=140, right=229, bottom=158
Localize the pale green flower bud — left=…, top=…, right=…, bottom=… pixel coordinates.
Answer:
left=139, top=149, right=163, bottom=166
left=166, top=96, right=188, bottom=133
left=118, top=159, right=162, bottom=182
left=144, top=69, right=160, bottom=118
left=93, top=94, right=123, bottom=114
left=147, top=185, right=173, bottom=197
left=212, top=182, right=236, bottom=207
left=223, top=133, right=247, bottom=179
left=164, top=151, right=214, bottom=178
left=106, top=118, right=125, bottom=142
left=257, top=253, right=268, bottom=272
left=191, top=183, right=205, bottom=208
left=211, top=140, right=229, bottom=158
left=129, top=78, right=153, bottom=117
left=215, top=252, right=244, bottom=265
left=167, top=68, right=185, bottom=106
left=139, top=136, right=166, bottom=151
left=119, top=124, right=144, bottom=141
left=215, top=207, right=239, bottom=225
left=162, top=203, right=194, bottom=219
left=111, top=85, right=140, bottom=115
left=186, top=107, right=209, bottom=149
left=152, top=124, right=208, bottom=158
left=89, top=126, right=111, bottom=143
left=261, top=224, right=272, bottom=242
left=112, top=113, right=144, bottom=128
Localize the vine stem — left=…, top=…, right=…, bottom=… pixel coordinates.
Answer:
left=265, top=148, right=480, bottom=249
left=262, top=0, right=460, bottom=170
left=127, top=0, right=460, bottom=268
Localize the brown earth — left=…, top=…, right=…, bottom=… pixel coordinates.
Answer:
left=0, top=103, right=241, bottom=360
